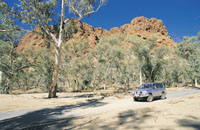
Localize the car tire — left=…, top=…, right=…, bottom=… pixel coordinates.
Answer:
left=147, top=94, right=153, bottom=102
left=133, top=97, right=138, bottom=101
left=161, top=92, right=166, bottom=100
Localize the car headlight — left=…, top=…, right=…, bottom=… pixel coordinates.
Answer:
left=131, top=91, right=135, bottom=95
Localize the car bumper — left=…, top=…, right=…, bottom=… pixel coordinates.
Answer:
left=133, top=93, right=149, bottom=98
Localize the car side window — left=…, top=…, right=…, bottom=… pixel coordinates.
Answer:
left=153, top=84, right=156, bottom=89
left=156, top=83, right=163, bottom=88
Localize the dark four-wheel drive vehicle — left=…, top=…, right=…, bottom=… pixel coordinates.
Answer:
left=131, top=82, right=167, bottom=102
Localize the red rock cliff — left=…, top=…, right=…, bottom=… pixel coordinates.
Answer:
left=17, top=16, right=176, bottom=52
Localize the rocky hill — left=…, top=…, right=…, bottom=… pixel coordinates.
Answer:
left=17, top=16, right=176, bottom=52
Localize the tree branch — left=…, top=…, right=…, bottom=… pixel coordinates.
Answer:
left=78, top=0, right=105, bottom=21
left=58, top=0, right=66, bottom=47
left=0, top=69, right=12, bottom=79
left=68, top=2, right=82, bottom=18
left=28, top=0, right=58, bottom=46
left=14, top=65, right=34, bottom=72
left=67, top=0, right=105, bottom=21
left=64, top=18, right=70, bottom=24
left=0, top=28, right=31, bottom=33
left=44, top=29, right=58, bottom=44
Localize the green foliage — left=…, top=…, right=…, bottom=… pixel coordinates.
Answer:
left=0, top=33, right=53, bottom=93
left=0, top=14, right=25, bottom=93
left=49, top=32, right=200, bottom=89
left=127, top=35, right=169, bottom=82
left=164, top=55, right=190, bottom=87
left=17, top=0, right=57, bottom=26
left=1, top=0, right=200, bottom=92
left=25, top=48, right=54, bottom=92
left=59, top=35, right=135, bottom=91
left=64, top=19, right=78, bottom=39
left=0, top=0, right=107, bottom=95
left=67, top=0, right=106, bottom=17
left=1, top=30, right=200, bottom=93
left=176, top=35, right=200, bottom=86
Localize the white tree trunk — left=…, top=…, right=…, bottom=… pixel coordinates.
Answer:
left=48, top=0, right=65, bottom=98
left=195, top=78, right=198, bottom=87
left=48, top=47, right=61, bottom=98
left=0, top=71, right=2, bottom=85
left=104, top=84, right=106, bottom=90
left=140, top=67, right=143, bottom=85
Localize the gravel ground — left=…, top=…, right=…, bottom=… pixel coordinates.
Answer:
left=0, top=88, right=200, bottom=130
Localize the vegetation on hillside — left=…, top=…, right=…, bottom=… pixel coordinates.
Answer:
left=0, top=1, right=199, bottom=94
left=0, top=29, right=200, bottom=93
left=0, top=0, right=106, bottom=97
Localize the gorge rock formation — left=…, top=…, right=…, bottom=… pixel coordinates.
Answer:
left=17, top=16, right=176, bottom=52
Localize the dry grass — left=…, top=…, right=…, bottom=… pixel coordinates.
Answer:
left=168, top=99, right=185, bottom=104
left=186, top=94, right=200, bottom=99
left=10, top=88, right=43, bottom=94
left=187, top=95, right=196, bottom=99
left=166, top=87, right=191, bottom=92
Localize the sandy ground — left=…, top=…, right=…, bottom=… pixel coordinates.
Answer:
left=0, top=88, right=200, bottom=130
left=66, top=93, right=200, bottom=130
left=0, top=87, right=192, bottom=112
left=0, top=92, right=108, bottom=112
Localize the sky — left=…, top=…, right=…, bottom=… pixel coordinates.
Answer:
left=81, top=0, right=200, bottom=40
left=4, top=0, right=200, bottom=41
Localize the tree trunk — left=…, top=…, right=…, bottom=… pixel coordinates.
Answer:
left=48, top=47, right=61, bottom=98
left=48, top=0, right=65, bottom=98
left=66, top=76, right=71, bottom=89
left=139, top=66, right=143, bottom=85
left=195, top=78, right=198, bottom=87
left=126, top=76, right=130, bottom=89
left=0, top=71, right=2, bottom=86
left=104, top=84, right=106, bottom=90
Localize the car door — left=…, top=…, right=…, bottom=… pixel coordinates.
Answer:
left=155, top=83, right=163, bottom=96
left=152, top=83, right=158, bottom=97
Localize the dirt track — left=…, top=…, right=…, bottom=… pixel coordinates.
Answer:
left=0, top=88, right=200, bottom=130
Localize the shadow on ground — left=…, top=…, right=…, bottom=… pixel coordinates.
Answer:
left=53, top=93, right=115, bottom=99
left=66, top=108, right=157, bottom=130
left=133, top=97, right=164, bottom=102
left=0, top=97, right=107, bottom=130
left=178, top=117, right=200, bottom=130
left=100, top=108, right=155, bottom=130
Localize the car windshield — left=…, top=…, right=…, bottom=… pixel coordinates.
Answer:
left=139, top=84, right=152, bottom=89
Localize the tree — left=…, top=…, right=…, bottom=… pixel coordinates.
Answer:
left=176, top=34, right=200, bottom=87
left=0, top=0, right=106, bottom=98
left=162, top=52, right=190, bottom=87
left=126, top=35, right=145, bottom=84
left=89, top=35, right=135, bottom=90
left=0, top=13, right=32, bottom=93
left=127, top=35, right=169, bottom=83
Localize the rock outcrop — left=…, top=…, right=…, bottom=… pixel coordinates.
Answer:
left=17, top=16, right=176, bottom=52
left=119, top=16, right=175, bottom=46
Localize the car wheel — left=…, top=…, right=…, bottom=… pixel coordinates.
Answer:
left=147, top=94, right=153, bottom=102
left=133, top=97, right=138, bottom=101
left=161, top=92, right=166, bottom=100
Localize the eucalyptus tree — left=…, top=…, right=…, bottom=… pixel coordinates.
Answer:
left=0, top=0, right=106, bottom=98
left=0, top=13, right=31, bottom=93
left=127, top=35, right=169, bottom=83
left=177, top=34, right=200, bottom=87
left=142, top=40, right=168, bottom=82
left=126, top=35, right=145, bottom=84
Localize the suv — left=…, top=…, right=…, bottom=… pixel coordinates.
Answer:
left=131, top=82, right=167, bottom=102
